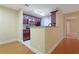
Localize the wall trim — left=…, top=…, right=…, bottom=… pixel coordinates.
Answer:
left=0, top=39, right=18, bottom=45
left=28, top=46, right=44, bottom=54
left=19, top=41, right=44, bottom=54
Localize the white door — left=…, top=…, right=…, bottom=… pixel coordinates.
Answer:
left=66, top=21, right=70, bottom=34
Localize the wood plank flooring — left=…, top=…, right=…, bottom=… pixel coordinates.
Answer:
left=0, top=41, right=34, bottom=54
left=1, top=38, right=79, bottom=54
left=52, top=38, right=79, bottom=54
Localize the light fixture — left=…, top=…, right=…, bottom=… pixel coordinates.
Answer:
left=25, top=4, right=46, bottom=16
left=34, top=9, right=45, bottom=16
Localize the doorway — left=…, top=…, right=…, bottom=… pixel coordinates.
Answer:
left=66, top=20, right=71, bottom=38
left=66, top=17, right=79, bottom=39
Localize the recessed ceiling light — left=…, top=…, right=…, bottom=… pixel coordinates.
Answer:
left=34, top=9, right=45, bottom=16
left=40, top=13, right=45, bottom=16
left=24, top=5, right=46, bottom=16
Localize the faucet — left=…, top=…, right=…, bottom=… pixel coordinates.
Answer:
left=48, top=23, right=51, bottom=26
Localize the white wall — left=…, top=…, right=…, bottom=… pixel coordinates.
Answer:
left=41, top=16, right=51, bottom=26
left=18, top=9, right=23, bottom=42
left=0, top=6, right=18, bottom=44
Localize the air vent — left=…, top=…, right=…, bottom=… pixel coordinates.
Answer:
left=25, top=4, right=30, bottom=7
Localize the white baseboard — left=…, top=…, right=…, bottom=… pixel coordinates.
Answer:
left=47, top=38, right=64, bottom=54
left=0, top=39, right=18, bottom=45
left=19, top=41, right=44, bottom=54
left=28, top=46, right=44, bottom=54
left=19, top=38, right=63, bottom=54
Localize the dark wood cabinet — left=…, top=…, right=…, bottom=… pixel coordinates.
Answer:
left=23, top=28, right=30, bottom=41
left=51, top=10, right=58, bottom=26
left=23, top=14, right=41, bottom=26
left=23, top=14, right=41, bottom=41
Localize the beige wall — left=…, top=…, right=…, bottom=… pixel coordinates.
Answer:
left=30, top=11, right=64, bottom=53
left=45, top=11, right=64, bottom=53
left=0, top=6, right=18, bottom=44
left=64, top=11, right=79, bottom=39
left=45, top=27, right=61, bottom=53
left=30, top=27, right=62, bottom=53
left=30, top=27, right=45, bottom=53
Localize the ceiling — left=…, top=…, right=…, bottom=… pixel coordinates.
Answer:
left=1, top=4, right=79, bottom=18
left=1, top=4, right=24, bottom=10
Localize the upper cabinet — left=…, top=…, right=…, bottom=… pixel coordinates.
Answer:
left=23, top=14, right=41, bottom=26
left=51, top=10, right=58, bottom=26
left=23, top=10, right=58, bottom=27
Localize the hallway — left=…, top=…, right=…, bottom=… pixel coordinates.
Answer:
left=52, top=38, right=79, bottom=54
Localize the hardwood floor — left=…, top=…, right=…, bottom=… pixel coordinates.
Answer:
left=1, top=38, right=79, bottom=54
left=52, top=38, right=79, bottom=54
left=0, top=41, right=34, bottom=54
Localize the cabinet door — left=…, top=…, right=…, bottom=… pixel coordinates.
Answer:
left=23, top=29, right=30, bottom=41
left=51, top=10, right=58, bottom=26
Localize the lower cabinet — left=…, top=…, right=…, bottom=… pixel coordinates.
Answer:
left=23, top=28, right=30, bottom=41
